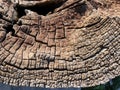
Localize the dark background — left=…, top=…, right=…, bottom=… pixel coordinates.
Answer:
left=0, top=76, right=120, bottom=90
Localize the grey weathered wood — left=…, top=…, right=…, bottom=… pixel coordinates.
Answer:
left=0, top=0, right=120, bottom=88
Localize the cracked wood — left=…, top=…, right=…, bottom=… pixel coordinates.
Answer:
left=0, top=0, right=120, bottom=88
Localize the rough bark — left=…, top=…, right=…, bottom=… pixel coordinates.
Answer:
left=0, top=0, right=120, bottom=88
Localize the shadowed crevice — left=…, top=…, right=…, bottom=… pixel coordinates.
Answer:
left=2, top=24, right=15, bottom=36
left=14, top=1, right=67, bottom=17
left=74, top=2, right=87, bottom=16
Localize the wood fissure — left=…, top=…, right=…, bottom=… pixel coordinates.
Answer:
left=0, top=0, right=119, bottom=88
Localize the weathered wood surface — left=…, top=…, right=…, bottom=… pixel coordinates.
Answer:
left=0, top=0, right=120, bottom=88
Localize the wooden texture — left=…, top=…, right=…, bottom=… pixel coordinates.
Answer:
left=0, top=0, right=120, bottom=88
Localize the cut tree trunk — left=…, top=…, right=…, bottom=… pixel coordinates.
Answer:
left=0, top=0, right=119, bottom=88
